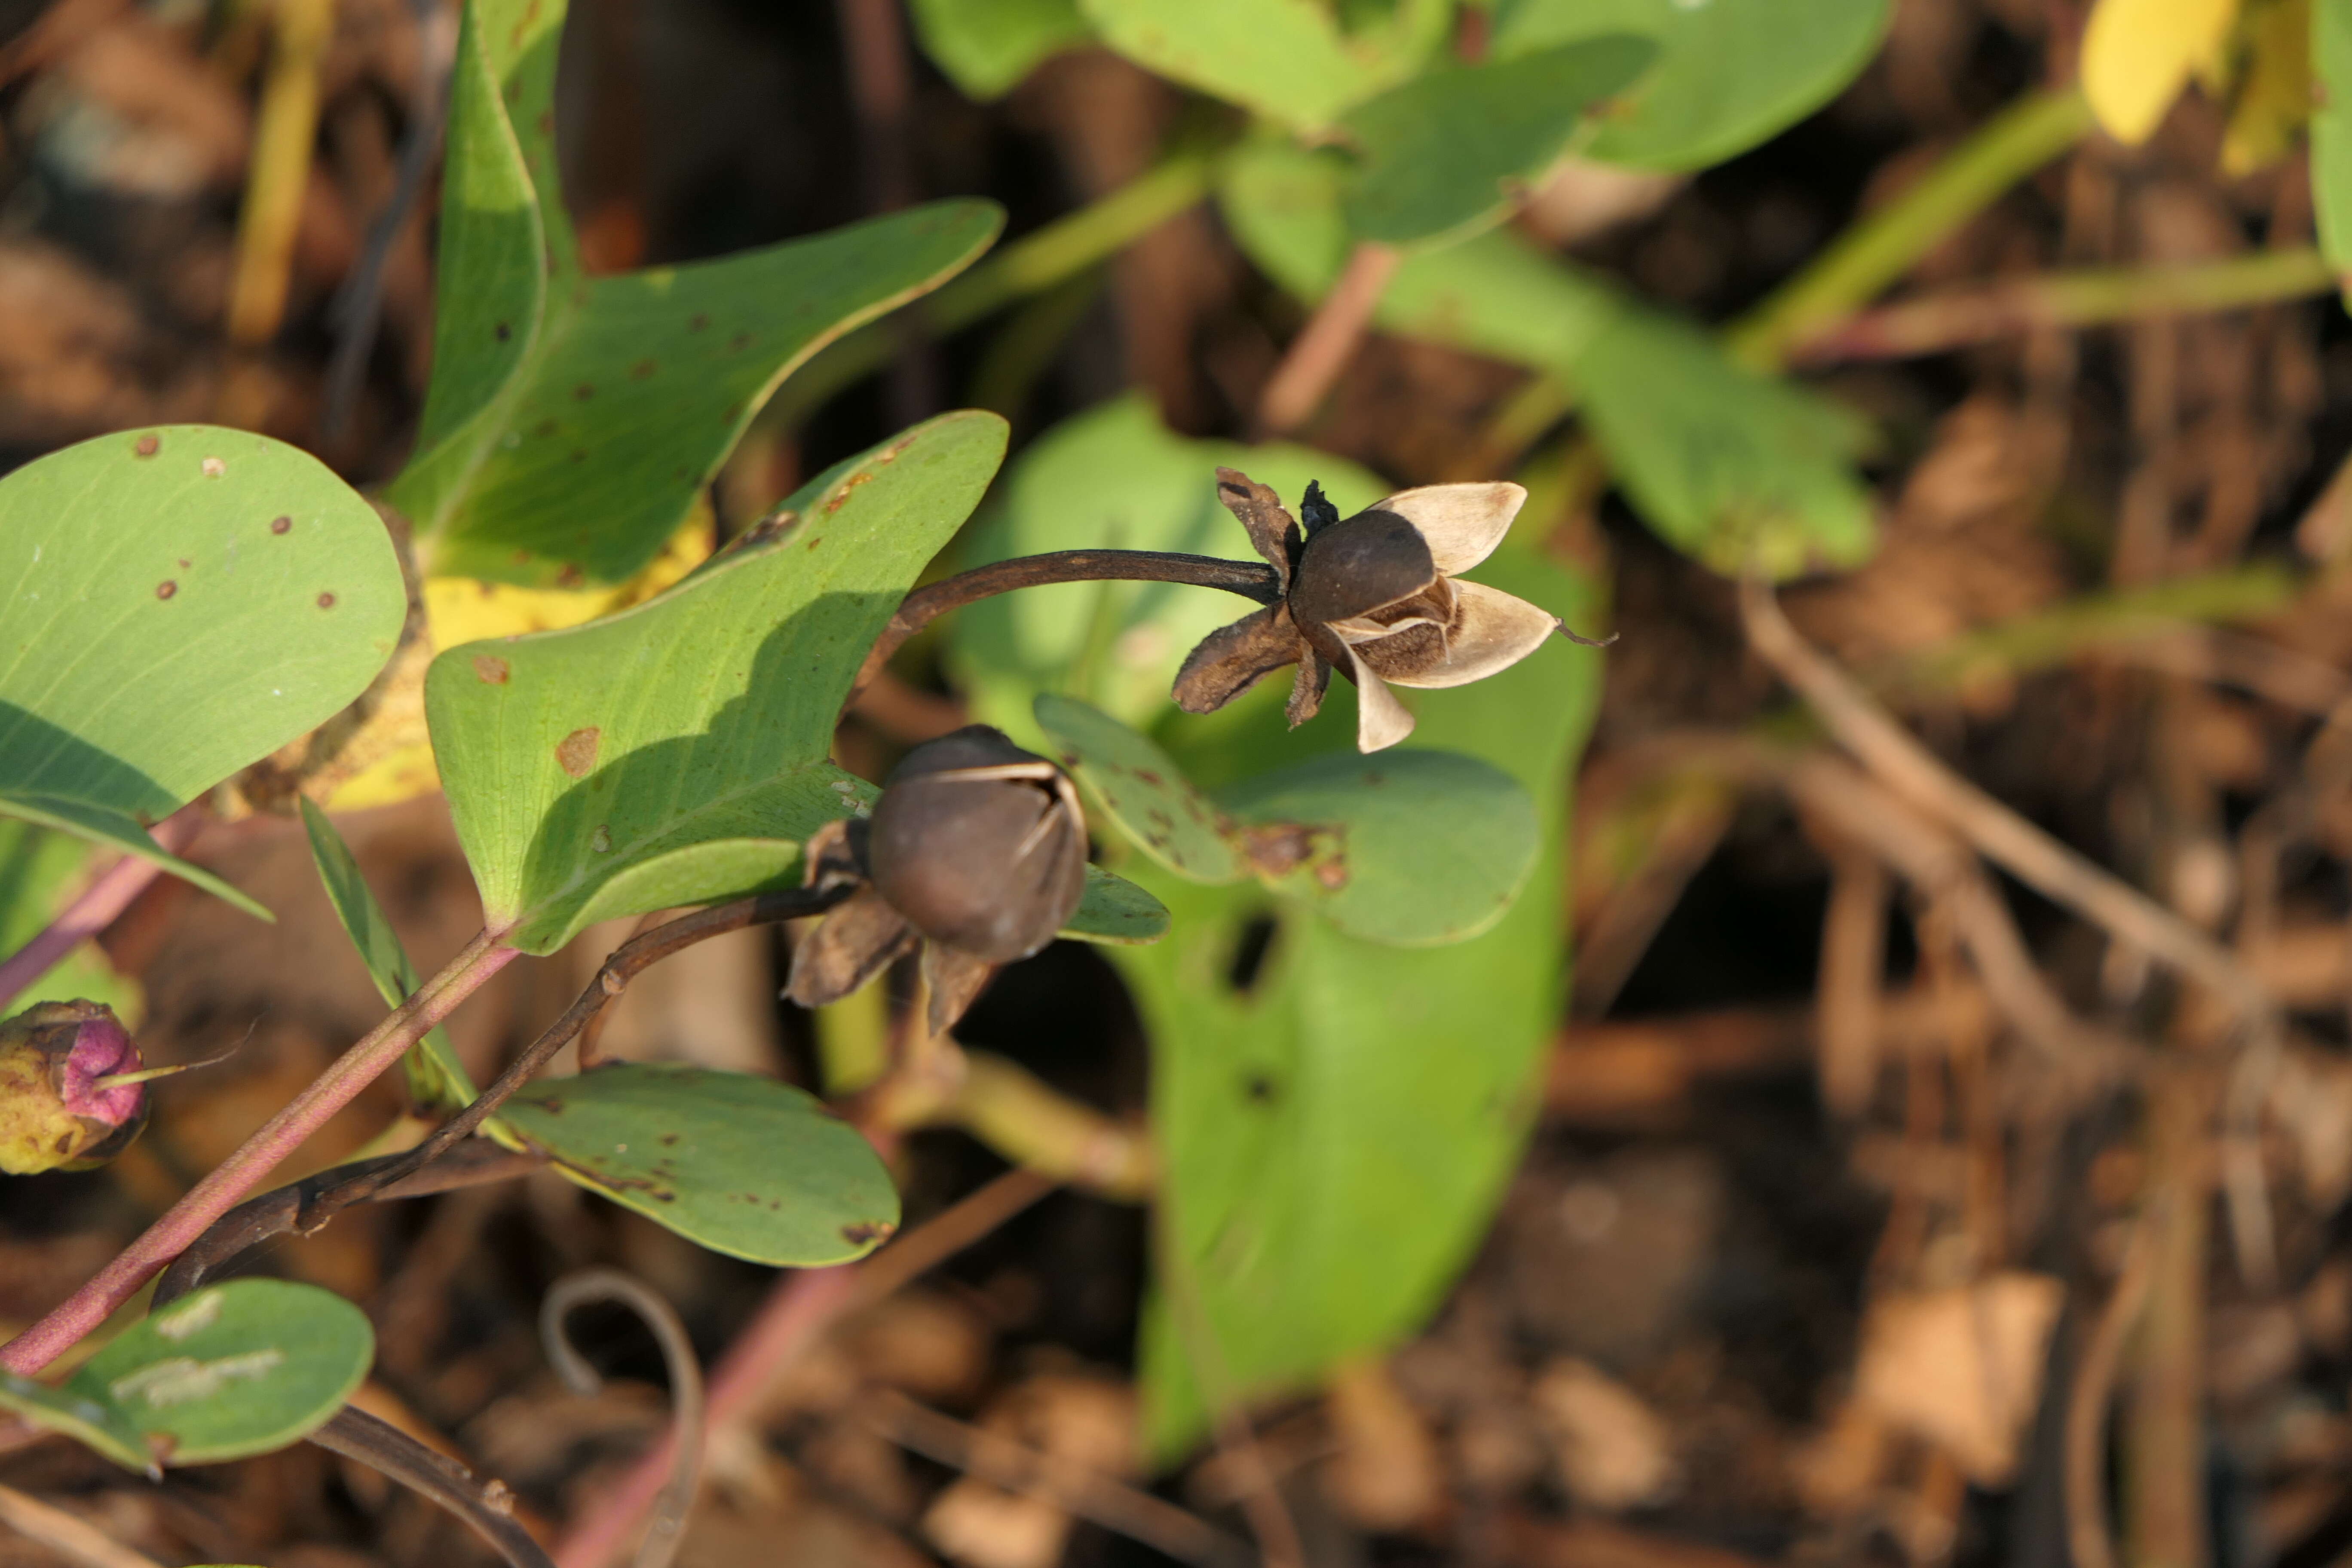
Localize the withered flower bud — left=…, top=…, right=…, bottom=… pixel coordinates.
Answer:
left=0, top=1001, right=151, bottom=1175
left=787, top=727, right=1087, bottom=1037
left=1175, top=469, right=1603, bottom=752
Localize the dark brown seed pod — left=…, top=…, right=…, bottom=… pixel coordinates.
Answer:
left=865, top=726, right=1088, bottom=965
left=1286, top=508, right=1437, bottom=630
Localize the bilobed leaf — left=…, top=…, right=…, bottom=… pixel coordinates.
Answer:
left=910, top=0, right=1091, bottom=97
left=1220, top=143, right=1876, bottom=575
left=492, top=1063, right=900, bottom=1265
left=1493, top=0, right=1892, bottom=170
left=386, top=0, right=1002, bottom=588
left=2078, top=0, right=2236, bottom=144
left=1034, top=694, right=1244, bottom=882
left=1078, top=0, right=1450, bottom=129
left=1337, top=36, right=1658, bottom=243
left=298, top=799, right=477, bottom=1111
left=1129, top=541, right=1603, bottom=1458
left=73, top=1280, right=374, bottom=1466
left=0, top=1371, right=156, bottom=1475
left=0, top=427, right=405, bottom=916
left=1064, top=865, right=1172, bottom=945
left=951, top=395, right=1388, bottom=732
left=1213, top=749, right=1539, bottom=946
left=2312, top=0, right=2352, bottom=279
left=0, top=820, right=142, bottom=1020
left=426, top=413, right=1008, bottom=955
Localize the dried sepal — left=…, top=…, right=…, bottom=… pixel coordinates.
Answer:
left=785, top=886, right=915, bottom=1009
left=921, top=944, right=996, bottom=1039
left=1213, top=466, right=1302, bottom=593
left=1286, top=648, right=1332, bottom=728
left=1173, top=604, right=1312, bottom=715
left=1372, top=579, right=1562, bottom=689
left=1373, top=482, right=1525, bottom=574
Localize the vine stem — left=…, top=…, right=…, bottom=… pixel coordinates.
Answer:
left=1724, top=86, right=2095, bottom=369
left=1257, top=240, right=1401, bottom=435
left=0, top=927, right=520, bottom=1375
left=0, top=808, right=202, bottom=1014
left=1789, top=247, right=2335, bottom=364
left=853, top=548, right=1280, bottom=698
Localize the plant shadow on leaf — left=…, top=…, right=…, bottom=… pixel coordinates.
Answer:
left=427, top=411, right=1009, bottom=953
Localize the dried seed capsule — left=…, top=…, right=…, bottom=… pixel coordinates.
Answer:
left=0, top=1001, right=150, bottom=1175
left=1286, top=506, right=1438, bottom=631
left=865, top=726, right=1087, bottom=964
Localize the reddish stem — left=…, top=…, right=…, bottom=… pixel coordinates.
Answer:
left=0, top=928, right=520, bottom=1374
left=554, top=1265, right=860, bottom=1568
left=0, top=808, right=202, bottom=1013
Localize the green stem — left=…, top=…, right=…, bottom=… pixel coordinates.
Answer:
left=769, top=149, right=1219, bottom=424
left=1725, top=86, right=2095, bottom=370
left=1792, top=247, right=2336, bottom=363
left=0, top=929, right=521, bottom=1375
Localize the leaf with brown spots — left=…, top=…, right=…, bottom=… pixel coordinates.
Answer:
left=385, top=0, right=1000, bottom=589
left=0, top=426, right=403, bottom=918
left=493, top=1063, right=898, bottom=1265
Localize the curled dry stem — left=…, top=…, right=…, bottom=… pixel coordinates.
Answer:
left=312, top=1407, right=554, bottom=1568
left=542, top=1270, right=706, bottom=1568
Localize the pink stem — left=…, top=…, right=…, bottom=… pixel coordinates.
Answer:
left=0, top=928, right=521, bottom=1375
left=0, top=808, right=203, bottom=1013
left=554, top=1265, right=860, bottom=1568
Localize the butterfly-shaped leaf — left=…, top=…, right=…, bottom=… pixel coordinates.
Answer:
left=1035, top=693, right=1243, bottom=882
left=427, top=412, right=1008, bottom=955
left=386, top=0, right=1001, bottom=588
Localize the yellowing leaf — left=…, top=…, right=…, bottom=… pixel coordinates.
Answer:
left=2223, top=0, right=2311, bottom=174
left=321, top=514, right=717, bottom=811
left=2083, top=0, right=2242, bottom=143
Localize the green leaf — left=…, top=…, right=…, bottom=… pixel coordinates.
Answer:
left=564, top=837, right=813, bottom=934
left=949, top=394, right=1389, bottom=731
left=0, top=426, right=405, bottom=915
left=1493, top=0, right=1892, bottom=170
left=1214, top=749, right=1539, bottom=945
left=1077, top=0, right=1450, bottom=129
left=492, top=1063, right=900, bottom=1265
left=385, top=0, right=1002, bottom=588
left=2314, top=0, right=2352, bottom=282
left=1035, top=693, right=1244, bottom=882
left=0, top=820, right=142, bottom=1019
left=426, top=413, right=1008, bottom=955
left=910, top=0, right=1092, bottom=97
left=299, top=799, right=477, bottom=1112
left=1064, top=864, right=1173, bottom=945
left=0, top=1372, right=156, bottom=1475
left=1129, top=540, right=1603, bottom=1459
left=1218, top=143, right=1875, bottom=573
left=1569, top=303, right=1876, bottom=574
left=1337, top=36, right=1659, bottom=243
left=73, top=1280, right=374, bottom=1466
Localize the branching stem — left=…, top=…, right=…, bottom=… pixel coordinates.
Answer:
left=0, top=927, right=521, bottom=1374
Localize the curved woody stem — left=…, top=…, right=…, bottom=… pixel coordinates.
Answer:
left=855, top=548, right=1280, bottom=698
